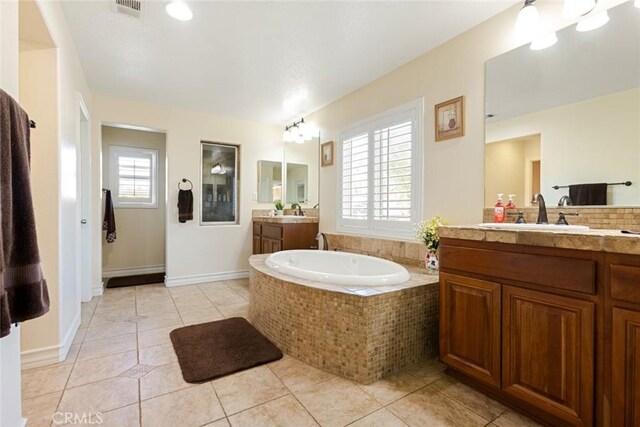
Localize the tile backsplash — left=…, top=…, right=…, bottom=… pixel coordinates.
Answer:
left=482, top=207, right=640, bottom=230
left=324, top=233, right=426, bottom=267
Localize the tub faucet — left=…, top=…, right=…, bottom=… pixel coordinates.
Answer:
left=316, top=232, right=329, bottom=251
left=533, top=193, right=548, bottom=224
left=558, top=195, right=573, bottom=207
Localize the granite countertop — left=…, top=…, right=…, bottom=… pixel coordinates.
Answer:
left=252, top=215, right=319, bottom=224
left=249, top=254, right=439, bottom=297
left=439, top=225, right=640, bottom=255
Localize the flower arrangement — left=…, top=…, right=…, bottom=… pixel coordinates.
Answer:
left=416, top=216, right=447, bottom=252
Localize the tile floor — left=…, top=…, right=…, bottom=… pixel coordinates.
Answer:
left=21, top=279, right=541, bottom=427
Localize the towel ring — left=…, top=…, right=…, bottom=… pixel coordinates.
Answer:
left=178, top=178, right=193, bottom=190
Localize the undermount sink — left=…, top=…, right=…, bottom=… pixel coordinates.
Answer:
left=478, top=223, right=590, bottom=232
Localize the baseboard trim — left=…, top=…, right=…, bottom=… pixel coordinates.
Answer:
left=102, top=264, right=165, bottom=278
left=165, top=270, right=249, bottom=287
left=21, top=310, right=81, bottom=370
left=92, top=285, right=104, bottom=297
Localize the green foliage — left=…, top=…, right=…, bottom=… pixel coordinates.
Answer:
left=274, top=199, right=284, bottom=210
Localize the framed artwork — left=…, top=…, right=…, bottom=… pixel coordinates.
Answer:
left=435, top=96, right=465, bottom=142
left=321, top=141, right=334, bottom=167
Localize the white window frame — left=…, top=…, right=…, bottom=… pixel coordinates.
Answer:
left=337, top=98, right=424, bottom=240
left=109, top=145, right=158, bottom=209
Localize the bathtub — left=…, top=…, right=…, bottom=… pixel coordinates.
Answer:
left=265, top=249, right=410, bottom=286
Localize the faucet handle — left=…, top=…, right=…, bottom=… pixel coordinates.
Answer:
left=556, top=212, right=579, bottom=225
left=507, top=212, right=526, bottom=224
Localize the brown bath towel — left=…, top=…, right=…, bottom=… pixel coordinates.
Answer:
left=178, top=189, right=193, bottom=223
left=0, top=89, right=50, bottom=338
left=569, top=183, right=608, bottom=206
left=102, top=189, right=116, bottom=243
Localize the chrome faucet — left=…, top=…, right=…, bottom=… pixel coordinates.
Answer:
left=558, top=195, right=573, bottom=207
left=315, top=232, right=329, bottom=251
left=533, top=193, right=548, bottom=224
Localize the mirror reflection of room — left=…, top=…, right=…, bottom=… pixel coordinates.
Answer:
left=257, top=161, right=282, bottom=203
left=485, top=0, right=640, bottom=208
left=201, top=142, right=238, bottom=224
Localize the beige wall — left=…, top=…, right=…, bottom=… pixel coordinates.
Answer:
left=487, top=88, right=640, bottom=206
left=307, top=0, right=627, bottom=233
left=91, top=95, right=283, bottom=286
left=101, top=126, right=166, bottom=273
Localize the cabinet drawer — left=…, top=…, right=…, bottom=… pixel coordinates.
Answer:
left=440, top=245, right=596, bottom=294
left=611, top=264, right=640, bottom=304
left=253, top=223, right=261, bottom=235
left=261, top=224, right=283, bottom=240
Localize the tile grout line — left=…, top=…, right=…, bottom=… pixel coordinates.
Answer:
left=263, top=363, right=322, bottom=426
left=135, top=287, right=143, bottom=427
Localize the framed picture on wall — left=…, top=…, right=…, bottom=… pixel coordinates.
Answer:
left=321, top=141, right=334, bottom=167
left=435, top=96, right=465, bottom=142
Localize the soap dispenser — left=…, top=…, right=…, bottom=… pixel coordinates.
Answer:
left=506, top=195, right=517, bottom=210
left=493, top=194, right=506, bottom=223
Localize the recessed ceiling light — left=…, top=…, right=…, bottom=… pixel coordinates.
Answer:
left=166, top=1, right=193, bottom=21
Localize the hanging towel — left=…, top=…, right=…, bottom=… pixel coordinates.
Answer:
left=569, top=183, right=608, bottom=206
left=0, top=89, right=50, bottom=338
left=178, top=189, right=193, bottom=223
left=102, top=190, right=117, bottom=243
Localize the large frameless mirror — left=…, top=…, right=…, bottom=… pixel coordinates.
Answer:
left=201, top=142, right=239, bottom=224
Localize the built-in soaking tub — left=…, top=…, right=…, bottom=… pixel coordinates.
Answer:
left=265, top=250, right=411, bottom=286
left=248, top=251, right=439, bottom=384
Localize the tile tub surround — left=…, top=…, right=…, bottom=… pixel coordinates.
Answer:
left=483, top=206, right=640, bottom=230
left=323, top=233, right=428, bottom=268
left=439, top=225, right=640, bottom=255
left=248, top=254, right=439, bottom=384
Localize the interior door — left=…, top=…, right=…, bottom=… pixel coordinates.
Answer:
left=78, top=97, right=92, bottom=302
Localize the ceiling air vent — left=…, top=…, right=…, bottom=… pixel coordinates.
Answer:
left=114, top=0, right=143, bottom=19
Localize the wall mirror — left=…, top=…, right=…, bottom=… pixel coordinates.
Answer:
left=257, top=160, right=282, bottom=203
left=484, top=0, right=640, bottom=208
left=283, top=133, right=319, bottom=208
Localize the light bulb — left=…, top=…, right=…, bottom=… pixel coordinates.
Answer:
left=563, top=0, right=596, bottom=18
left=576, top=10, right=609, bottom=32
left=530, top=30, right=558, bottom=50
left=211, top=163, right=222, bottom=174
left=166, top=1, right=193, bottom=21
left=635, top=0, right=640, bottom=8
left=283, top=129, right=292, bottom=142
left=515, top=3, right=540, bottom=41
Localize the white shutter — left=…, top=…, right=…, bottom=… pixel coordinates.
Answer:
left=118, top=156, right=152, bottom=199
left=341, top=132, right=369, bottom=220
left=373, top=120, right=413, bottom=221
left=109, top=146, right=158, bottom=208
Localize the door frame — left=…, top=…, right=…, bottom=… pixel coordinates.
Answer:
left=77, top=93, right=92, bottom=302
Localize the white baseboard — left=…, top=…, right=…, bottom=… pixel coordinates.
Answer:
left=21, top=310, right=81, bottom=370
left=165, top=270, right=249, bottom=287
left=102, top=264, right=165, bottom=278
left=92, top=285, right=104, bottom=297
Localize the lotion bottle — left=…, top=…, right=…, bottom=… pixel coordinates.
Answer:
left=506, top=195, right=517, bottom=210
left=494, top=194, right=506, bottom=223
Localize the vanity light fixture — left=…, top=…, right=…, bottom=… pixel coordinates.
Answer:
left=563, top=0, right=596, bottom=18
left=576, top=9, right=609, bottom=32
left=166, top=1, right=193, bottom=21
left=283, top=118, right=315, bottom=144
left=211, top=163, right=223, bottom=174
left=635, top=0, right=640, bottom=8
left=515, top=0, right=558, bottom=50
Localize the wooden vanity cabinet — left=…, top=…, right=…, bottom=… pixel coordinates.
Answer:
left=439, top=239, right=600, bottom=427
left=608, top=256, right=640, bottom=427
left=252, top=221, right=318, bottom=255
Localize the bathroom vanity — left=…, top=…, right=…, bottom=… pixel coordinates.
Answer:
left=252, top=217, right=319, bottom=254
left=438, top=226, right=640, bottom=427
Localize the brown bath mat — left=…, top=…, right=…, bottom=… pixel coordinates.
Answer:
left=170, top=317, right=283, bottom=383
left=105, top=273, right=165, bottom=288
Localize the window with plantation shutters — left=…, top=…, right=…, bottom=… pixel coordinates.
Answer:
left=109, top=146, right=158, bottom=208
left=338, top=99, right=423, bottom=239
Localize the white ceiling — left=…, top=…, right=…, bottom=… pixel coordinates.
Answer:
left=61, top=0, right=516, bottom=124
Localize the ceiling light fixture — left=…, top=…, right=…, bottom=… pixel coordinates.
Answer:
left=563, top=0, right=596, bottom=18
left=576, top=10, right=609, bottom=32
left=283, top=118, right=315, bottom=144
left=515, top=0, right=540, bottom=40
left=166, top=1, right=193, bottom=21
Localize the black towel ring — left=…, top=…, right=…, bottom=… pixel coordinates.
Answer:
left=178, top=178, right=193, bottom=190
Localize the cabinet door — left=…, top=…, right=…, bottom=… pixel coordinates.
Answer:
left=262, top=238, right=274, bottom=254
left=270, top=239, right=282, bottom=253
left=253, top=235, right=262, bottom=255
left=502, top=286, right=594, bottom=426
left=440, top=273, right=501, bottom=387
left=612, top=308, right=640, bottom=427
